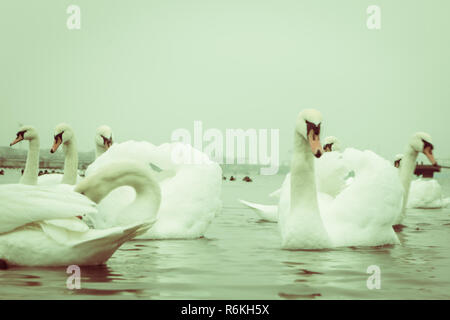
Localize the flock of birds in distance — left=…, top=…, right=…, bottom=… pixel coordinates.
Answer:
left=0, top=108, right=447, bottom=268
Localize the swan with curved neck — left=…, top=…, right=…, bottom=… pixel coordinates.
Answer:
left=85, top=141, right=222, bottom=239
left=75, top=161, right=161, bottom=228
left=0, top=161, right=159, bottom=267
left=50, top=123, right=79, bottom=185
left=95, top=125, right=113, bottom=159
left=10, top=126, right=40, bottom=185
left=278, top=109, right=402, bottom=249
left=395, top=132, right=437, bottom=224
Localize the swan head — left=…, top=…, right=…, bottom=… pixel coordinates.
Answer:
left=394, top=154, right=403, bottom=168
left=409, top=132, right=437, bottom=166
left=10, top=125, right=38, bottom=146
left=51, top=123, right=74, bottom=153
left=296, top=109, right=323, bottom=158
left=323, top=136, right=341, bottom=152
left=95, top=125, right=113, bottom=151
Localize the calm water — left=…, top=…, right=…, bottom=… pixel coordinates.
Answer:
left=1, top=169, right=450, bottom=300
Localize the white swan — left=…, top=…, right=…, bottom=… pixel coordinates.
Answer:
left=95, top=125, right=113, bottom=159
left=9, top=126, right=40, bottom=185
left=37, top=123, right=81, bottom=186
left=75, top=160, right=161, bottom=229
left=395, top=132, right=439, bottom=224
left=394, top=154, right=403, bottom=168
left=278, top=109, right=402, bottom=249
left=407, top=178, right=450, bottom=209
left=323, top=136, right=342, bottom=152
left=85, top=141, right=222, bottom=239
left=394, top=145, right=449, bottom=211
left=0, top=184, right=152, bottom=268
left=241, top=138, right=349, bottom=222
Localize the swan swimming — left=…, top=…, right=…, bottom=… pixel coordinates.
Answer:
left=241, top=136, right=348, bottom=222
left=75, top=160, right=162, bottom=229
left=95, top=125, right=113, bottom=159
left=323, top=136, right=342, bottom=152
left=36, top=123, right=82, bottom=186
left=278, top=109, right=403, bottom=249
left=0, top=164, right=156, bottom=268
left=242, top=129, right=439, bottom=230
left=394, top=132, right=440, bottom=224
left=85, top=140, right=222, bottom=239
left=9, top=125, right=41, bottom=185
left=394, top=153, right=450, bottom=210
left=10, top=124, right=114, bottom=185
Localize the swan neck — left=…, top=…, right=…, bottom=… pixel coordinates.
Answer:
left=62, top=138, right=78, bottom=185
left=398, top=145, right=419, bottom=217
left=290, top=132, right=319, bottom=212
left=20, top=138, right=40, bottom=185
left=95, top=144, right=106, bottom=159
left=101, top=171, right=161, bottom=223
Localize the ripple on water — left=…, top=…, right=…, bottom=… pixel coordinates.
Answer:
left=0, top=173, right=450, bottom=299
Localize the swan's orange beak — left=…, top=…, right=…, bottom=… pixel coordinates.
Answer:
left=10, top=135, right=23, bottom=146
left=51, top=136, right=62, bottom=153
left=308, top=130, right=323, bottom=158
left=423, top=146, right=437, bottom=166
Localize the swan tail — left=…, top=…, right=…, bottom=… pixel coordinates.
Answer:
left=268, top=188, right=282, bottom=199
left=239, top=200, right=278, bottom=222
left=67, top=223, right=150, bottom=266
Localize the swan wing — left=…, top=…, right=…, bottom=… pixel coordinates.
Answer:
left=407, top=178, right=445, bottom=208
left=322, top=148, right=402, bottom=247
left=0, top=184, right=97, bottom=234
left=86, top=141, right=222, bottom=239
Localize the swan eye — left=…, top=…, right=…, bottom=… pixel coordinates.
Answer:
left=305, top=120, right=321, bottom=136
left=16, top=130, right=26, bottom=138
left=324, top=143, right=333, bottom=151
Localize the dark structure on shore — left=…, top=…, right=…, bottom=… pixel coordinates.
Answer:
left=414, top=163, right=450, bottom=178
left=414, top=164, right=441, bottom=178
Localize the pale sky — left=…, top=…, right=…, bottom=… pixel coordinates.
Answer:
left=1, top=0, right=449, bottom=163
